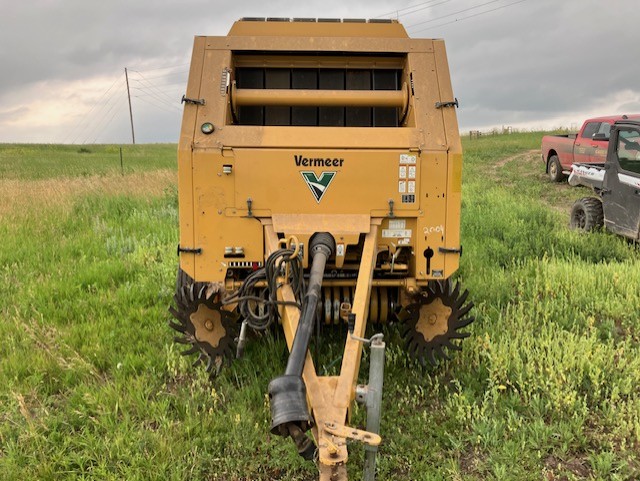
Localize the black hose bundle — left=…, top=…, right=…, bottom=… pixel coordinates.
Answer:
left=224, top=247, right=305, bottom=330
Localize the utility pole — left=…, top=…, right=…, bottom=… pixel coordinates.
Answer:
left=124, top=67, right=135, bottom=144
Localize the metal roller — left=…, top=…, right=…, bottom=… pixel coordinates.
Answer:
left=319, top=286, right=397, bottom=324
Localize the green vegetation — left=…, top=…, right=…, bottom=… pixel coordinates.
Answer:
left=0, top=136, right=638, bottom=480
left=0, top=143, right=176, bottom=180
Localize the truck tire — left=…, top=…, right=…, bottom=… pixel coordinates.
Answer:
left=570, top=197, right=604, bottom=232
left=547, top=155, right=565, bottom=182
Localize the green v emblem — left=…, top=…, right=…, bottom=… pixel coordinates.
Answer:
left=301, top=171, right=336, bottom=203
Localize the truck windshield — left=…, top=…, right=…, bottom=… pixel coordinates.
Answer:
left=617, top=129, right=640, bottom=174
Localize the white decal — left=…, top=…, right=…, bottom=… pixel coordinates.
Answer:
left=398, top=181, right=407, bottom=193
left=388, top=219, right=406, bottom=230
left=618, top=173, right=640, bottom=188
left=383, top=229, right=412, bottom=238
left=408, top=181, right=416, bottom=193
left=408, top=166, right=416, bottom=179
left=400, top=154, right=417, bottom=164
left=399, top=166, right=407, bottom=178
left=423, top=225, right=445, bottom=236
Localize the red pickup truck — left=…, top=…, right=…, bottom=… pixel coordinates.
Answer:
left=541, top=114, right=640, bottom=182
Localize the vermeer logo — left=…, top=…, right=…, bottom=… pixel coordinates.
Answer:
left=295, top=155, right=344, bottom=167
left=301, top=171, right=336, bottom=203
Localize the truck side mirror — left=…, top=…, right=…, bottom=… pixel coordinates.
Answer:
left=592, top=133, right=609, bottom=141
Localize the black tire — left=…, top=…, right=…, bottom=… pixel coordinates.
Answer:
left=547, top=155, right=565, bottom=182
left=570, top=197, right=604, bottom=232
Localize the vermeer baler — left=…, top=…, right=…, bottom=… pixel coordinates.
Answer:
left=169, top=18, right=473, bottom=480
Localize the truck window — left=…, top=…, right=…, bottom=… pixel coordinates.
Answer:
left=617, top=129, right=640, bottom=174
left=597, top=122, right=611, bottom=138
left=582, top=122, right=601, bottom=139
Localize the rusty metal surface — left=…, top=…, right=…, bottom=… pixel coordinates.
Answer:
left=323, top=422, right=381, bottom=446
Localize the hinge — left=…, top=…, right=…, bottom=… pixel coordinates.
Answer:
left=177, top=244, right=202, bottom=255
left=181, top=95, right=205, bottom=106
left=435, top=98, right=459, bottom=109
left=439, top=245, right=463, bottom=256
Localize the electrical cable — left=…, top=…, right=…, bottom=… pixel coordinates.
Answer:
left=131, top=62, right=189, bottom=72
left=92, top=105, right=126, bottom=144
left=410, top=0, right=530, bottom=34
left=129, top=87, right=181, bottom=108
left=406, top=0, right=503, bottom=29
left=374, top=0, right=451, bottom=19
left=133, top=95, right=182, bottom=114
left=130, top=71, right=181, bottom=105
left=65, top=74, right=124, bottom=144
left=132, top=70, right=189, bottom=81
left=79, top=90, right=128, bottom=144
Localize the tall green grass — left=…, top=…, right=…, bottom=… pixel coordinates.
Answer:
left=0, top=144, right=176, bottom=180
left=0, top=136, right=638, bottom=480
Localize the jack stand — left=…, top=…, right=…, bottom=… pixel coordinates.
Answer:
left=355, top=335, right=385, bottom=481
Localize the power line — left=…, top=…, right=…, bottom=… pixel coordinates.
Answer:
left=411, top=0, right=530, bottom=34
left=62, top=73, right=124, bottom=143
left=374, top=0, right=450, bottom=19
left=131, top=62, right=189, bottom=73
left=133, top=95, right=183, bottom=114
left=92, top=104, right=126, bottom=144
left=132, top=70, right=189, bottom=81
left=131, top=80, right=185, bottom=89
left=70, top=88, right=127, bottom=144
left=78, top=90, right=128, bottom=144
left=406, top=0, right=503, bottom=29
left=129, top=82, right=181, bottom=110
left=131, top=89, right=183, bottom=103
left=130, top=71, right=180, bottom=106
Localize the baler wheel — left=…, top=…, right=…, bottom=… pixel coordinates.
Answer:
left=169, top=283, right=238, bottom=376
left=400, top=279, right=474, bottom=366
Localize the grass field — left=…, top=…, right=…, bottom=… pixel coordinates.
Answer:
left=0, top=136, right=639, bottom=480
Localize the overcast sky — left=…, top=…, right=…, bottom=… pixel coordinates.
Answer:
left=1, top=0, right=639, bottom=144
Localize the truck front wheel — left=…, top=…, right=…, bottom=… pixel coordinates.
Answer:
left=570, top=197, right=604, bottom=232
left=547, top=155, right=565, bottom=182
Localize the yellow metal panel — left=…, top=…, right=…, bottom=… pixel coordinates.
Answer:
left=206, top=36, right=434, bottom=54
left=196, top=126, right=425, bottom=150
left=178, top=37, right=206, bottom=278
left=272, top=214, right=371, bottom=234
left=227, top=20, right=409, bottom=38
left=433, top=40, right=462, bottom=275
left=433, top=40, right=462, bottom=154
left=407, top=49, right=448, bottom=150
left=416, top=152, right=448, bottom=280
left=233, top=54, right=404, bottom=70
left=230, top=149, right=420, bottom=215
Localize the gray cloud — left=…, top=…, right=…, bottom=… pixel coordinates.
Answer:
left=1, top=0, right=638, bottom=142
